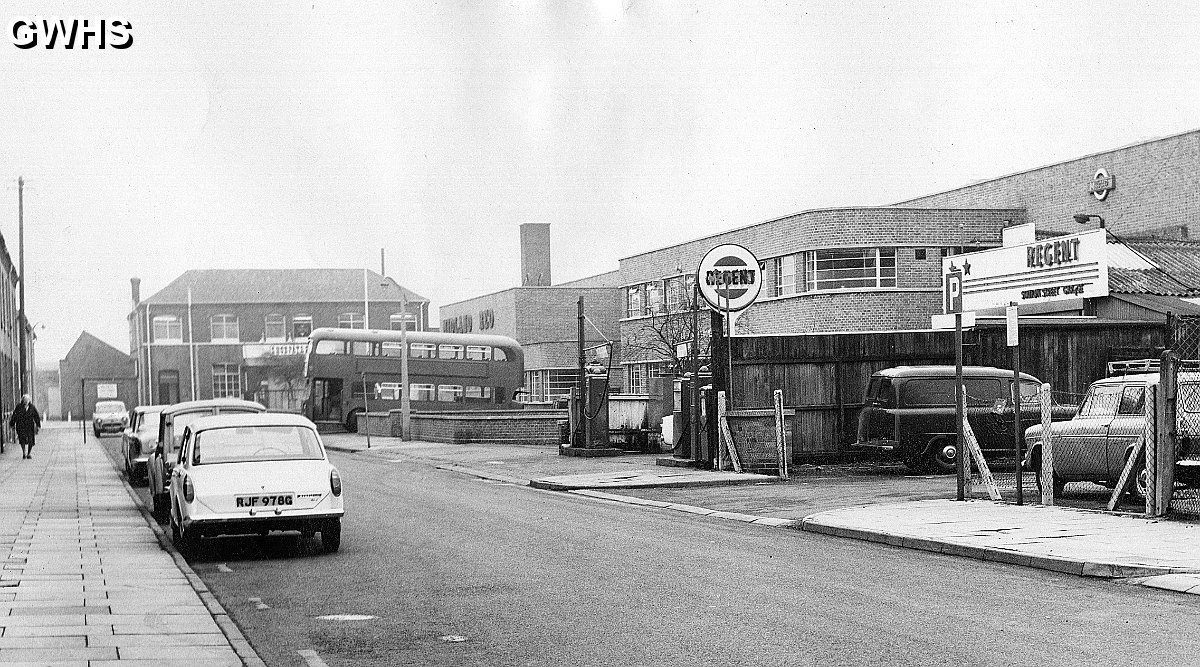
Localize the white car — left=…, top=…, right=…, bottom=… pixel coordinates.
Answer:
left=168, top=412, right=344, bottom=555
left=92, top=400, right=129, bottom=437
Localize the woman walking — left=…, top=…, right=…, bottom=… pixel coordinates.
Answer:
left=9, top=394, right=41, bottom=459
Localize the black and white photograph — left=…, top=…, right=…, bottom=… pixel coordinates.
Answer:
left=4, top=2, right=1200, bottom=665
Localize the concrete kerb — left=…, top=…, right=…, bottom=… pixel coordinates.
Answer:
left=107, top=449, right=268, bottom=667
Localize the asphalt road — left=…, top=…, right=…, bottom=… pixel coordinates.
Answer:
left=96, top=433, right=1200, bottom=666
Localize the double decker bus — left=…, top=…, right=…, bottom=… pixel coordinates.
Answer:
left=304, top=327, right=525, bottom=431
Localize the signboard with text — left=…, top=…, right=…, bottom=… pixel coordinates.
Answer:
left=697, top=244, right=762, bottom=312
left=941, top=229, right=1109, bottom=312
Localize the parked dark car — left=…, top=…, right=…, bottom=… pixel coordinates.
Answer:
left=854, top=365, right=1049, bottom=473
left=121, top=404, right=167, bottom=484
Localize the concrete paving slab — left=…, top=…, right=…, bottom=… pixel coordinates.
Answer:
left=85, top=633, right=232, bottom=647
left=0, top=635, right=87, bottom=648
left=0, top=646, right=117, bottom=660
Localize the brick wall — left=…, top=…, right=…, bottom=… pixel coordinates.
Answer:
left=897, top=129, right=1200, bottom=239
left=737, top=291, right=941, bottom=334
left=388, top=409, right=568, bottom=445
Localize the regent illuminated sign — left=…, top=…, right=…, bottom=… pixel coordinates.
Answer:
left=1027, top=237, right=1081, bottom=269
left=696, top=244, right=762, bottom=312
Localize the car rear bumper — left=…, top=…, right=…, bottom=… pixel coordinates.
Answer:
left=183, top=511, right=343, bottom=538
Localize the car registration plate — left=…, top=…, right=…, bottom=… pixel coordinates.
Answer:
left=235, top=494, right=295, bottom=509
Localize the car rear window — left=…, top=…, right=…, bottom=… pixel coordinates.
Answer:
left=96, top=401, right=126, bottom=413
left=902, top=378, right=1003, bottom=407
left=192, top=426, right=324, bottom=465
left=865, top=377, right=895, bottom=408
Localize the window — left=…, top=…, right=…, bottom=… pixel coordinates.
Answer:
left=902, top=378, right=1002, bottom=407
left=493, top=347, right=508, bottom=362
left=439, top=344, right=464, bottom=360
left=210, top=314, right=239, bottom=342
left=626, top=285, right=644, bottom=318
left=466, top=345, right=491, bottom=361
left=804, top=248, right=897, bottom=291
left=350, top=341, right=372, bottom=356
left=338, top=313, right=364, bottom=329
left=390, top=313, right=415, bottom=331
left=628, top=363, right=648, bottom=394
left=776, top=255, right=797, bottom=296
left=314, top=340, right=345, bottom=355
left=915, top=248, right=927, bottom=260
left=465, top=386, right=494, bottom=401
left=211, top=363, right=241, bottom=398
left=153, top=315, right=182, bottom=342
left=410, top=384, right=435, bottom=402
left=292, top=315, right=313, bottom=340
left=193, top=426, right=322, bottom=465
left=437, top=385, right=464, bottom=402
left=665, top=277, right=687, bottom=312
left=264, top=314, right=286, bottom=341
left=377, top=382, right=403, bottom=400
left=646, top=282, right=664, bottom=315
left=382, top=342, right=405, bottom=357
left=410, top=343, right=436, bottom=359
left=1079, top=385, right=1122, bottom=417
left=1118, top=386, right=1146, bottom=415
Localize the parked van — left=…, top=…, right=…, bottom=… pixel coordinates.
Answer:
left=854, top=366, right=1043, bottom=473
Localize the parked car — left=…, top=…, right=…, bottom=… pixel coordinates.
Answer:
left=854, top=365, right=1053, bottom=473
left=1024, top=372, right=1200, bottom=497
left=121, top=405, right=167, bottom=484
left=92, top=400, right=129, bottom=438
left=168, top=412, right=343, bottom=554
left=148, top=398, right=267, bottom=519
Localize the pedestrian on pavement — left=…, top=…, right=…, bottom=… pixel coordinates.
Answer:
left=9, top=394, right=41, bottom=460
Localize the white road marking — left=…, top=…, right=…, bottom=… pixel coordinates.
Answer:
left=248, top=597, right=270, bottom=610
left=298, top=649, right=331, bottom=667
left=316, top=613, right=376, bottom=621
left=440, top=635, right=468, bottom=642
left=216, top=563, right=233, bottom=573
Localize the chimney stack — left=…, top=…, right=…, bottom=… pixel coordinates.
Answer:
left=130, top=277, right=141, bottom=306
left=520, top=223, right=552, bottom=286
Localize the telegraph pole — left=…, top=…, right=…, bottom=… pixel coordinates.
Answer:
left=17, top=176, right=26, bottom=396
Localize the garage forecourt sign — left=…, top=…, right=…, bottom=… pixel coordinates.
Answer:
left=697, top=243, right=762, bottom=313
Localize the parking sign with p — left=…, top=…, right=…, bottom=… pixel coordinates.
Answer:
left=945, top=270, right=963, bottom=314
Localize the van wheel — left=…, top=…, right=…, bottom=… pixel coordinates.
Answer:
left=928, top=437, right=958, bottom=474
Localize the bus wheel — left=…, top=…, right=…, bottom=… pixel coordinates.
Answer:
left=344, top=409, right=363, bottom=433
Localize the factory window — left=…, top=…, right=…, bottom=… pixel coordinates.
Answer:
left=805, top=248, right=897, bottom=291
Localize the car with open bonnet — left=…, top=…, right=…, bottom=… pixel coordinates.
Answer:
left=167, top=412, right=343, bottom=554
left=121, top=404, right=167, bottom=484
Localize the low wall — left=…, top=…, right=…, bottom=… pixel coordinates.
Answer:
left=357, top=409, right=569, bottom=445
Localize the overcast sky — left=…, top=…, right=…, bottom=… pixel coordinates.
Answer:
left=4, top=1, right=1200, bottom=364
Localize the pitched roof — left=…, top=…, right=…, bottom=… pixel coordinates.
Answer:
left=141, top=269, right=427, bottom=306
left=64, top=331, right=131, bottom=363
left=1109, top=239, right=1200, bottom=297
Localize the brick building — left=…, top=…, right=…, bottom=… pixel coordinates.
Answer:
left=128, top=269, right=428, bottom=410
left=59, top=331, right=136, bottom=421
left=439, top=224, right=623, bottom=402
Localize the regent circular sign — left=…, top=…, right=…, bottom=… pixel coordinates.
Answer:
left=697, top=244, right=762, bottom=312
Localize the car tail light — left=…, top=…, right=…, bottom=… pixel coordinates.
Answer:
left=184, top=476, right=194, bottom=503
left=330, top=469, right=342, bottom=497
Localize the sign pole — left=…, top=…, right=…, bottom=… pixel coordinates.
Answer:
left=723, top=277, right=733, bottom=410
left=955, top=313, right=965, bottom=501
left=1007, top=303, right=1022, bottom=504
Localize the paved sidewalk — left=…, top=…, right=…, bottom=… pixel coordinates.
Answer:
left=0, top=423, right=261, bottom=666
left=325, top=431, right=1200, bottom=595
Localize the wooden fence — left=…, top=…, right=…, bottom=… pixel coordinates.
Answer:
left=730, top=320, right=1167, bottom=460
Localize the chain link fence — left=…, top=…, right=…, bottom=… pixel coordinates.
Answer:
left=1165, top=315, right=1200, bottom=517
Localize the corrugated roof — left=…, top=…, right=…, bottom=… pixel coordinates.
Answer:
left=1109, top=239, right=1200, bottom=297
left=142, top=269, right=427, bottom=306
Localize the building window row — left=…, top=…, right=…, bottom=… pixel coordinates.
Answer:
left=626, top=274, right=698, bottom=319
left=626, top=361, right=662, bottom=395
left=149, top=311, right=411, bottom=343
left=768, top=247, right=899, bottom=297
left=523, top=368, right=582, bottom=403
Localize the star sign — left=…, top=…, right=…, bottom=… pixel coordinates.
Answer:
left=962, top=260, right=971, bottom=275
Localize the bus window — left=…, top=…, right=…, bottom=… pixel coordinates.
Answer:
left=351, top=341, right=373, bottom=356
left=465, top=386, right=493, bottom=400
left=378, top=382, right=402, bottom=400
left=381, top=342, right=404, bottom=357
left=314, top=340, right=345, bottom=355
left=410, top=343, right=436, bottom=359
left=410, top=384, right=435, bottom=401
left=466, top=345, right=490, bottom=361
left=493, top=348, right=508, bottom=362
left=438, top=385, right=464, bottom=402
left=439, top=344, right=465, bottom=360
